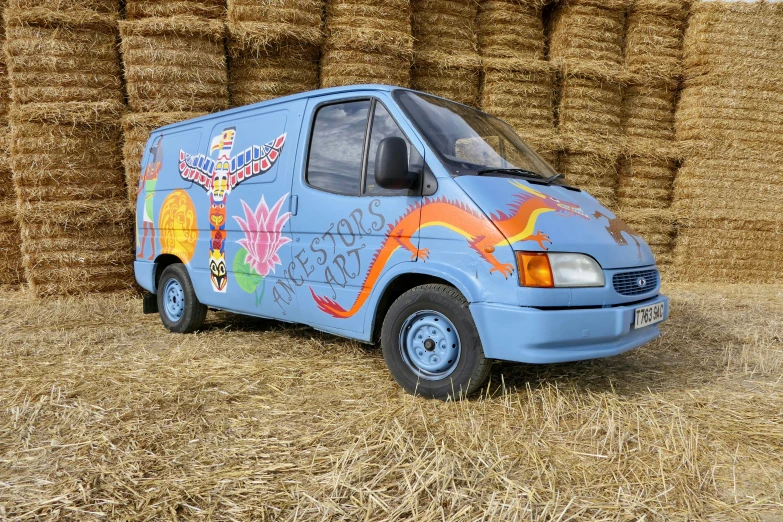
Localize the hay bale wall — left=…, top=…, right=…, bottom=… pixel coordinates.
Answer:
left=227, top=0, right=322, bottom=107
left=615, top=0, right=688, bottom=266
left=320, top=0, right=413, bottom=88
left=549, top=0, right=629, bottom=208
left=0, top=0, right=22, bottom=285
left=119, top=3, right=228, bottom=206
left=411, top=0, right=481, bottom=107
left=3, top=3, right=132, bottom=295
left=478, top=0, right=557, bottom=163
left=672, top=1, right=783, bottom=283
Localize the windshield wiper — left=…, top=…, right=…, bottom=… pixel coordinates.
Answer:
left=544, top=173, right=562, bottom=184
left=475, top=168, right=545, bottom=179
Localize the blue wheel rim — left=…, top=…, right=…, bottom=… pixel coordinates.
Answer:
left=399, top=310, right=461, bottom=381
left=163, top=278, right=185, bottom=322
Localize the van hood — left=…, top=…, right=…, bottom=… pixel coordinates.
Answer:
left=455, top=176, right=656, bottom=269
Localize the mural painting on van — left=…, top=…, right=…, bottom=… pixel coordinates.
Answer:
left=233, top=194, right=291, bottom=306
left=158, top=189, right=198, bottom=264
left=268, top=199, right=386, bottom=315
left=137, top=135, right=164, bottom=260
left=310, top=180, right=589, bottom=318
left=593, top=211, right=644, bottom=261
left=178, top=127, right=286, bottom=293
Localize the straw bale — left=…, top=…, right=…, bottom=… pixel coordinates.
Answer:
left=122, top=111, right=205, bottom=203
left=320, top=48, right=410, bottom=88
left=10, top=114, right=123, bottom=182
left=558, top=150, right=617, bottom=207
left=614, top=207, right=675, bottom=261
left=672, top=142, right=783, bottom=223
left=413, top=0, right=478, bottom=58
left=477, top=0, right=544, bottom=60
left=623, top=82, right=676, bottom=143
left=0, top=209, right=22, bottom=284
left=0, top=64, right=9, bottom=121
left=323, top=0, right=413, bottom=58
left=558, top=73, right=623, bottom=141
left=7, top=0, right=118, bottom=13
left=15, top=200, right=133, bottom=296
left=125, top=0, right=225, bottom=20
left=229, top=43, right=319, bottom=107
left=0, top=125, right=10, bottom=180
left=227, top=0, right=323, bottom=51
left=3, top=23, right=122, bottom=106
left=412, top=63, right=480, bottom=107
left=548, top=1, right=628, bottom=70
left=412, top=0, right=479, bottom=105
left=672, top=218, right=783, bottom=283
left=119, top=16, right=228, bottom=113
left=625, top=0, right=687, bottom=82
left=675, top=83, right=783, bottom=149
left=481, top=58, right=556, bottom=144
left=616, top=155, right=675, bottom=210
left=682, top=1, right=783, bottom=79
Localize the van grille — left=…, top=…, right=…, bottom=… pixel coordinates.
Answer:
left=613, top=269, right=658, bottom=296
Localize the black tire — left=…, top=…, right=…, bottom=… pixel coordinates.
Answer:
left=381, top=284, right=491, bottom=400
left=157, top=264, right=207, bottom=333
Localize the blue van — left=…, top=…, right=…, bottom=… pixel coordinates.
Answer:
left=135, top=85, right=668, bottom=399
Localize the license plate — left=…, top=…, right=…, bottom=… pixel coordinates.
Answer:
left=634, top=302, right=665, bottom=329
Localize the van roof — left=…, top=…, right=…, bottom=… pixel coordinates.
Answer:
left=155, top=84, right=400, bottom=133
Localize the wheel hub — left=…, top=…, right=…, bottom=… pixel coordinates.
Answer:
left=163, top=278, right=185, bottom=322
left=399, top=310, right=461, bottom=380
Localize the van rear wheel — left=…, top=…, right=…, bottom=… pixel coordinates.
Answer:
left=157, top=264, right=207, bottom=333
left=381, top=284, right=491, bottom=400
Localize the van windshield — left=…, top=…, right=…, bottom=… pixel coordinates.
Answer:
left=393, top=90, right=560, bottom=182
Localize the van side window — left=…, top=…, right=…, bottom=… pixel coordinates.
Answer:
left=307, top=100, right=371, bottom=195
left=364, top=103, right=419, bottom=196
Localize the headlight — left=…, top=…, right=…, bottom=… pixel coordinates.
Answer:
left=517, top=252, right=604, bottom=288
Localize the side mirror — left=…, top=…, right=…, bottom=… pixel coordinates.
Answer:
left=375, top=137, right=418, bottom=190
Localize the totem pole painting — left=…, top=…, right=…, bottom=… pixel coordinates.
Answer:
left=178, top=127, right=287, bottom=292
left=137, top=135, right=164, bottom=260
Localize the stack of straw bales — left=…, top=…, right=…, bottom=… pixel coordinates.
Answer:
left=671, top=1, right=783, bottom=282
left=549, top=0, right=629, bottom=206
left=411, top=0, right=480, bottom=107
left=227, top=0, right=322, bottom=107
left=119, top=1, right=228, bottom=203
left=320, top=0, right=413, bottom=88
left=0, top=0, right=21, bottom=284
left=3, top=0, right=133, bottom=295
left=478, top=0, right=558, bottom=164
left=615, top=0, right=688, bottom=265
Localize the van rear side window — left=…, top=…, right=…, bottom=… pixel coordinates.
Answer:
left=307, top=100, right=370, bottom=195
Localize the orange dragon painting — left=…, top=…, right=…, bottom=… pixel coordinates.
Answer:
left=311, top=180, right=589, bottom=318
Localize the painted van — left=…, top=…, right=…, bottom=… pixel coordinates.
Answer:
left=135, top=85, right=669, bottom=399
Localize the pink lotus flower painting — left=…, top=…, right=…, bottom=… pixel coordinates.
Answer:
left=232, top=193, right=291, bottom=304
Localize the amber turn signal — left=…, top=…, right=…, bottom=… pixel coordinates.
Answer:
left=517, top=252, right=554, bottom=288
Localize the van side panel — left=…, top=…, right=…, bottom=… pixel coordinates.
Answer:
left=167, top=100, right=307, bottom=320
left=134, top=126, right=204, bottom=292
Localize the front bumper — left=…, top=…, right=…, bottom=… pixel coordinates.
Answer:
left=470, top=294, right=669, bottom=364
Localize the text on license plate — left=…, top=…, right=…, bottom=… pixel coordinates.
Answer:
left=634, top=302, right=665, bottom=329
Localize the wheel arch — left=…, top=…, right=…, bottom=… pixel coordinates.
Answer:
left=153, top=254, right=185, bottom=292
left=368, top=267, right=474, bottom=344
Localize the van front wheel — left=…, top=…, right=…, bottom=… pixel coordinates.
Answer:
left=157, top=264, right=207, bottom=333
left=381, top=284, right=491, bottom=400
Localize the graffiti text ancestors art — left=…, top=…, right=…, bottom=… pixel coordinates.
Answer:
left=159, top=189, right=198, bottom=264
left=178, top=127, right=286, bottom=293
left=233, top=193, right=291, bottom=306
left=269, top=199, right=387, bottom=314
left=311, top=180, right=589, bottom=319
left=137, top=136, right=164, bottom=260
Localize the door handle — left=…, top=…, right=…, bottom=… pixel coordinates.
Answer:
left=290, top=195, right=299, bottom=216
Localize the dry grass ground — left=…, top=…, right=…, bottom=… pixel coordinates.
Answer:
left=0, top=283, right=781, bottom=521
